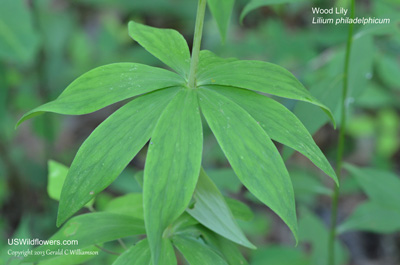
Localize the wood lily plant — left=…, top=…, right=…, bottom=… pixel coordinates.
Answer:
left=17, top=0, right=337, bottom=264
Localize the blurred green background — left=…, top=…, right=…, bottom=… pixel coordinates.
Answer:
left=1, top=0, right=399, bottom=264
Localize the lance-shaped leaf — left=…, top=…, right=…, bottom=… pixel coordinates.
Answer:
left=198, top=87, right=298, bottom=241
left=207, top=0, right=235, bottom=41
left=129, top=21, right=191, bottom=78
left=16, top=63, right=184, bottom=127
left=113, top=239, right=176, bottom=265
left=57, top=87, right=180, bottom=226
left=144, top=89, right=203, bottom=265
left=197, top=60, right=335, bottom=126
left=25, top=212, right=145, bottom=263
left=208, top=86, right=338, bottom=185
left=187, top=168, right=255, bottom=248
left=172, top=235, right=228, bottom=265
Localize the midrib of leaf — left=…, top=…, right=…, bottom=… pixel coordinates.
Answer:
left=0, top=19, right=27, bottom=59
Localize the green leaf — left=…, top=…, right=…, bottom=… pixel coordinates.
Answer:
left=197, top=60, right=335, bottom=126
left=144, top=89, right=203, bottom=265
left=0, top=0, right=40, bottom=64
left=159, top=238, right=177, bottom=265
left=198, top=87, right=298, bottom=242
left=224, top=197, right=254, bottom=222
left=208, top=86, right=338, bottom=185
left=128, top=21, right=191, bottom=77
left=16, top=63, right=184, bottom=127
left=338, top=201, right=400, bottom=234
left=113, top=239, right=151, bottom=265
left=57, top=87, right=179, bottom=226
left=25, top=212, right=145, bottom=263
left=113, top=239, right=177, bottom=265
left=172, top=235, right=228, bottom=265
left=344, top=164, right=400, bottom=209
left=198, top=51, right=237, bottom=74
left=170, top=213, right=200, bottom=234
left=200, top=228, right=249, bottom=265
left=104, top=193, right=144, bottom=220
left=47, top=160, right=94, bottom=207
left=207, top=0, right=235, bottom=41
left=186, top=168, right=255, bottom=248
left=240, top=0, right=304, bottom=23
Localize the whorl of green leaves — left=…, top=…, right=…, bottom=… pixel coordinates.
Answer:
left=17, top=20, right=336, bottom=265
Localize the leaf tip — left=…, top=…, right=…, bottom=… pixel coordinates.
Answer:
left=239, top=13, right=246, bottom=25
left=55, top=217, right=63, bottom=228
left=248, top=242, right=257, bottom=250
left=15, top=115, right=27, bottom=129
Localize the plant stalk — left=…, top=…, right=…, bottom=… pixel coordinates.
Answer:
left=328, top=0, right=355, bottom=264
left=188, top=0, right=207, bottom=88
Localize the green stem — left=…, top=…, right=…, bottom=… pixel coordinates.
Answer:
left=188, top=0, right=207, bottom=88
left=328, top=1, right=355, bottom=265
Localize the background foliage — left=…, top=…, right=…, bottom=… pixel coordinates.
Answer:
left=1, top=0, right=399, bottom=264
